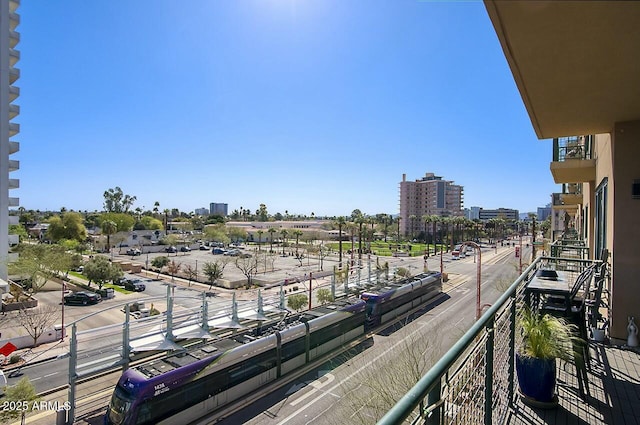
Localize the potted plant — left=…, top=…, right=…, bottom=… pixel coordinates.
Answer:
left=515, top=307, right=582, bottom=407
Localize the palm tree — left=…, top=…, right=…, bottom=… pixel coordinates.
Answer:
left=267, top=228, right=277, bottom=253
left=380, top=214, right=390, bottom=242
left=335, top=216, right=346, bottom=267
left=280, top=229, right=289, bottom=255
left=356, top=216, right=366, bottom=260
left=257, top=230, right=264, bottom=251
left=101, top=220, right=117, bottom=253
left=440, top=216, right=451, bottom=252
left=409, top=215, right=417, bottom=241
left=293, top=230, right=303, bottom=256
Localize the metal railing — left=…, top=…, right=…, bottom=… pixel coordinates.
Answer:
left=377, top=255, right=597, bottom=425
left=550, top=239, right=589, bottom=260
left=552, top=135, right=593, bottom=162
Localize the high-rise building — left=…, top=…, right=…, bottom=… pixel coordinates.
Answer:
left=0, top=0, right=21, bottom=282
left=478, top=208, right=519, bottom=221
left=194, top=208, right=209, bottom=216
left=209, top=203, right=228, bottom=216
left=399, top=173, right=463, bottom=237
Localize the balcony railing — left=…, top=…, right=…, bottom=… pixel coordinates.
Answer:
left=378, top=255, right=598, bottom=425
left=553, top=136, right=593, bottom=162
left=562, top=183, right=582, bottom=196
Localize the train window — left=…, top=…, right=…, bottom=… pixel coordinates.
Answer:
left=281, top=338, right=306, bottom=361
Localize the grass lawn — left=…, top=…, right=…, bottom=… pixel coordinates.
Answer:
left=326, top=241, right=445, bottom=257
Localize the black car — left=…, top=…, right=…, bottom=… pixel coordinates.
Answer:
left=165, top=246, right=177, bottom=253
left=124, top=279, right=146, bottom=292
left=64, top=291, right=101, bottom=305
left=180, top=246, right=191, bottom=252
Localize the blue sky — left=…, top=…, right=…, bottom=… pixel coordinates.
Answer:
left=16, top=0, right=556, bottom=217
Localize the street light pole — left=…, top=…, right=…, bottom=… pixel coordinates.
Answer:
left=61, top=281, right=65, bottom=341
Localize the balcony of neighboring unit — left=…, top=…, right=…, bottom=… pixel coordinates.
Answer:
left=560, top=182, right=583, bottom=206
left=8, top=160, right=19, bottom=172
left=9, top=12, right=20, bottom=31
left=8, top=234, right=19, bottom=246
left=8, top=215, right=19, bottom=226
left=551, top=192, right=579, bottom=215
left=550, top=135, right=596, bottom=183
left=8, top=180, right=20, bottom=191
left=10, top=0, right=20, bottom=13
left=9, top=67, right=20, bottom=85
left=9, top=104, right=19, bottom=120
left=9, top=29, right=20, bottom=49
left=9, top=85, right=19, bottom=102
left=9, top=141, right=20, bottom=155
left=9, top=123, right=19, bottom=137
left=8, top=253, right=19, bottom=263
left=9, top=48, right=20, bottom=67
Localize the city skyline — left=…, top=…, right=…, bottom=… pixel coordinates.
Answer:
left=15, top=1, right=556, bottom=217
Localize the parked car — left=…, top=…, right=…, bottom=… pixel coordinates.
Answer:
left=124, top=280, right=146, bottom=292
left=64, top=291, right=101, bottom=305
left=180, top=246, right=191, bottom=252
left=199, top=244, right=209, bottom=251
left=165, top=246, right=177, bottom=253
left=224, top=249, right=241, bottom=256
left=212, top=248, right=226, bottom=255
left=126, top=248, right=142, bottom=256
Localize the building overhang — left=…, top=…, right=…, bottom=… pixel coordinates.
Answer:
left=484, top=1, right=640, bottom=139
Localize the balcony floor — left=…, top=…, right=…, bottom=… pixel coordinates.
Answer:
left=507, top=342, right=640, bottom=425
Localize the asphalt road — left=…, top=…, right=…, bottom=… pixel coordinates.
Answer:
left=6, top=241, right=530, bottom=425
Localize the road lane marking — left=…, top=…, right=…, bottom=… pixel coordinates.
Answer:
left=276, top=276, right=488, bottom=425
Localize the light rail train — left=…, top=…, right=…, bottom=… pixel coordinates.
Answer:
left=105, top=271, right=442, bottom=425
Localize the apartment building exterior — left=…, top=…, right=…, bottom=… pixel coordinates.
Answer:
left=209, top=202, right=228, bottom=216
left=399, top=172, right=463, bottom=237
left=486, top=0, right=640, bottom=342
left=477, top=207, right=519, bottom=221
left=0, top=0, right=20, bottom=282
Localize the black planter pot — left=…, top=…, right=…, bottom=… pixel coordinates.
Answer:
left=515, top=353, right=558, bottom=407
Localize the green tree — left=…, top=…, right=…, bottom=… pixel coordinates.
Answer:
left=101, top=212, right=135, bottom=233
left=228, top=226, right=248, bottom=244
left=9, top=223, right=28, bottom=242
left=46, top=212, right=88, bottom=242
left=9, top=244, right=73, bottom=292
left=316, top=288, right=333, bottom=305
left=288, top=293, right=308, bottom=311
left=139, top=215, right=164, bottom=230
left=151, top=256, right=170, bottom=278
left=0, top=377, right=41, bottom=425
left=257, top=203, right=269, bottom=221
left=204, top=224, right=230, bottom=245
left=103, top=186, right=137, bottom=213
left=100, top=220, right=117, bottom=252
left=84, top=256, right=123, bottom=289
left=203, top=261, right=224, bottom=289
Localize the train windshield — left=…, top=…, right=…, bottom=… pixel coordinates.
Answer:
left=107, top=386, right=134, bottom=425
